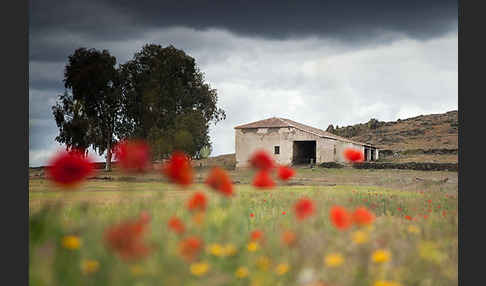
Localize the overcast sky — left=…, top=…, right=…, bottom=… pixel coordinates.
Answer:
left=29, top=0, right=458, bottom=167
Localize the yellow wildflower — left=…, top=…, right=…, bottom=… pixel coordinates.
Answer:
left=247, top=242, right=259, bottom=252
left=373, top=280, right=402, bottom=286
left=256, top=256, right=271, bottom=271
left=418, top=241, right=446, bottom=264
left=222, top=243, right=237, bottom=257
left=61, top=235, right=82, bottom=250
left=324, top=253, right=344, bottom=267
left=130, top=265, right=146, bottom=276
left=407, top=225, right=420, bottom=234
left=275, top=263, right=289, bottom=275
left=80, top=259, right=100, bottom=275
left=190, top=262, right=210, bottom=276
left=372, top=249, right=391, bottom=263
left=235, top=266, right=249, bottom=278
left=351, top=230, right=369, bottom=244
left=207, top=243, right=224, bottom=257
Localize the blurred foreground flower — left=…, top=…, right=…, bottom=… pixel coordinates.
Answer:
left=207, top=243, right=224, bottom=257
left=407, top=225, right=420, bottom=234
left=250, top=230, right=264, bottom=242
left=247, top=242, right=259, bottom=252
left=235, top=267, right=249, bottom=278
left=253, top=170, right=275, bottom=189
left=162, top=151, right=193, bottom=186
left=104, top=214, right=152, bottom=261
left=372, top=249, right=391, bottom=263
left=277, top=165, right=295, bottom=180
left=324, top=253, right=344, bottom=267
left=294, top=198, right=315, bottom=220
left=190, top=262, right=210, bottom=276
left=205, top=167, right=234, bottom=196
left=352, top=207, right=375, bottom=227
left=179, top=236, right=203, bottom=262
left=256, top=256, right=271, bottom=271
left=249, top=149, right=275, bottom=171
left=187, top=192, right=207, bottom=212
left=343, top=148, right=364, bottom=163
left=330, top=206, right=352, bottom=230
left=275, top=263, right=290, bottom=275
left=168, top=216, right=186, bottom=235
left=47, top=149, right=94, bottom=188
left=114, top=140, right=151, bottom=173
left=282, top=230, right=297, bottom=247
left=351, top=230, right=369, bottom=244
left=80, top=259, right=100, bottom=275
left=62, top=235, right=82, bottom=250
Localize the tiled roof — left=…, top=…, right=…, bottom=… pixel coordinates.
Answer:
left=234, top=117, right=374, bottom=147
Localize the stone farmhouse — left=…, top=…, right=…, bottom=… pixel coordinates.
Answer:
left=234, top=117, right=379, bottom=168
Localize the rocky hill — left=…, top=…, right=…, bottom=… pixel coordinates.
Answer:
left=327, top=110, right=458, bottom=150
left=326, top=110, right=458, bottom=163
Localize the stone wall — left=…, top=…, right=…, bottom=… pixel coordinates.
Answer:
left=352, top=162, right=458, bottom=172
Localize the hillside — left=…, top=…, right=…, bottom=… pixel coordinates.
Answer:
left=326, top=110, right=458, bottom=163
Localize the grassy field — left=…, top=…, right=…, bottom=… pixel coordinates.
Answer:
left=29, top=167, right=458, bottom=286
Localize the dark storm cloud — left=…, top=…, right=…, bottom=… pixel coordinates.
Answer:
left=30, top=0, right=457, bottom=62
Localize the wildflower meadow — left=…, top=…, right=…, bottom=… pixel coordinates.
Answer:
left=29, top=143, right=458, bottom=286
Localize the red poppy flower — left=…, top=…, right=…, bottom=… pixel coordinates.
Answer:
left=294, top=198, right=315, bottom=220
left=249, top=150, right=275, bottom=171
left=46, top=149, right=94, bottom=188
left=352, top=207, right=375, bottom=226
left=179, top=236, right=203, bottom=262
left=397, top=207, right=402, bottom=212
left=104, top=214, right=152, bottom=261
left=250, top=230, right=264, bottom=241
left=282, top=230, right=297, bottom=247
left=277, top=165, right=295, bottom=180
left=168, top=216, right=185, bottom=235
left=405, top=215, right=412, bottom=221
left=250, top=213, right=254, bottom=218
left=423, top=214, right=429, bottom=219
left=253, top=170, right=275, bottom=189
left=343, top=148, right=364, bottom=163
left=205, top=167, right=233, bottom=196
left=114, top=140, right=151, bottom=173
left=282, top=211, right=286, bottom=215
left=329, top=206, right=352, bottom=230
left=186, top=192, right=207, bottom=212
left=162, top=151, right=193, bottom=186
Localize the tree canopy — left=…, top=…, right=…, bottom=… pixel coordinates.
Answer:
left=118, top=44, right=226, bottom=159
left=52, top=48, right=121, bottom=170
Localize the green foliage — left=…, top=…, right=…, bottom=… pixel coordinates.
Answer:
left=118, top=44, right=226, bottom=158
left=52, top=48, right=121, bottom=168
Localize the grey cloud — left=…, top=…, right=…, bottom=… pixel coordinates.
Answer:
left=30, top=0, right=457, bottom=64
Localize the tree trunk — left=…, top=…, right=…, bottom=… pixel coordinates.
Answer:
left=105, top=141, right=112, bottom=172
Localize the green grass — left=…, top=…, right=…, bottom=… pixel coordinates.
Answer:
left=29, top=168, right=458, bottom=286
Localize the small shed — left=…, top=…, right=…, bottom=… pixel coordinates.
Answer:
left=234, top=117, right=378, bottom=168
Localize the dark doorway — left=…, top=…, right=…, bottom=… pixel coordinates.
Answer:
left=364, top=148, right=369, bottom=161
left=292, top=141, right=316, bottom=165
left=371, top=148, right=375, bottom=161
